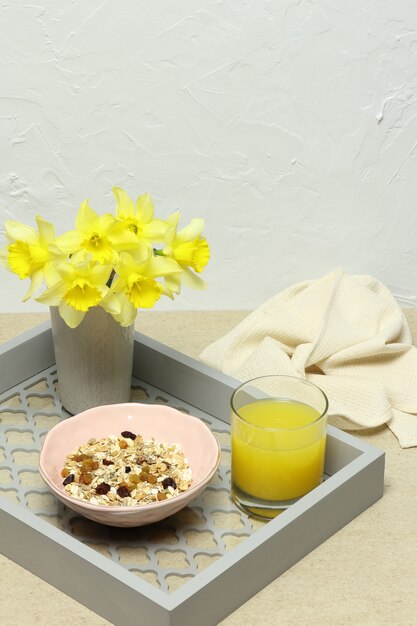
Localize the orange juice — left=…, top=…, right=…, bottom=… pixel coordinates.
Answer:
left=231, top=399, right=326, bottom=501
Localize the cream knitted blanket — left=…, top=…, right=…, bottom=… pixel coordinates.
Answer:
left=200, top=270, right=417, bottom=448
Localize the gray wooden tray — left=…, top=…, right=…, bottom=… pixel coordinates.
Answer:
left=0, top=321, right=385, bottom=626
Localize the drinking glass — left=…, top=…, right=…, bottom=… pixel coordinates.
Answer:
left=231, top=375, right=328, bottom=519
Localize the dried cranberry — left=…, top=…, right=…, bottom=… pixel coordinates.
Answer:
left=117, top=485, right=130, bottom=498
left=96, top=482, right=111, bottom=495
left=162, top=477, right=177, bottom=490
left=63, top=473, right=75, bottom=486
left=125, top=466, right=131, bottom=473
left=102, top=459, right=114, bottom=466
left=121, top=430, right=136, bottom=440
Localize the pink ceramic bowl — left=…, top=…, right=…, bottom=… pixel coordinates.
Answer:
left=39, top=403, right=221, bottom=527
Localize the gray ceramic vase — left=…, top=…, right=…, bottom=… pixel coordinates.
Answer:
left=50, top=306, right=134, bottom=415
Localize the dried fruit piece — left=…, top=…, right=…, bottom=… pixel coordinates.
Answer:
left=102, top=459, right=114, bottom=466
left=63, top=474, right=75, bottom=486
left=96, top=482, right=111, bottom=495
left=119, top=439, right=128, bottom=449
left=157, top=492, right=167, bottom=501
left=81, top=458, right=99, bottom=472
left=148, top=474, right=157, bottom=485
left=125, top=466, right=131, bottom=473
left=121, top=431, right=136, bottom=440
left=129, top=474, right=141, bottom=485
left=117, top=485, right=130, bottom=498
left=79, top=472, right=93, bottom=485
left=61, top=468, right=70, bottom=478
left=73, top=453, right=90, bottom=462
left=162, top=477, right=177, bottom=490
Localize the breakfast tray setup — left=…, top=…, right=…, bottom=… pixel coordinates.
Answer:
left=0, top=322, right=385, bottom=626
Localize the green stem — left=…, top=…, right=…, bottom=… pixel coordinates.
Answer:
left=106, top=269, right=115, bottom=288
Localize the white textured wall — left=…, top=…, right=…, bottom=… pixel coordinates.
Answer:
left=1, top=1, right=417, bottom=313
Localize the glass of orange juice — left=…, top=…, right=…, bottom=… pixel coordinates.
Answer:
left=231, top=375, right=328, bottom=519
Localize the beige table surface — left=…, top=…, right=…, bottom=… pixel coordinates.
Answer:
left=0, top=310, right=416, bottom=626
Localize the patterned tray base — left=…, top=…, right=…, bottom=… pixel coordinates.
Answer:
left=0, top=366, right=265, bottom=595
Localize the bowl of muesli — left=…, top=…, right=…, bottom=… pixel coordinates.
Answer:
left=39, top=402, right=221, bottom=527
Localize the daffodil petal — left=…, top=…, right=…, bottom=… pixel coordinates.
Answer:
left=115, top=252, right=137, bottom=278
left=36, top=216, right=55, bottom=243
left=138, top=239, right=153, bottom=260
left=164, top=225, right=177, bottom=247
left=135, top=193, right=154, bottom=223
left=48, top=243, right=66, bottom=258
left=43, top=262, right=62, bottom=287
left=36, top=281, right=67, bottom=306
left=5, top=221, right=38, bottom=245
left=181, top=266, right=207, bottom=290
left=58, top=302, right=86, bottom=328
left=55, top=261, right=76, bottom=282
left=100, top=291, right=122, bottom=316
left=127, top=241, right=152, bottom=266
left=164, top=273, right=182, bottom=294
left=113, top=187, right=135, bottom=219
left=0, top=244, right=10, bottom=268
left=75, top=199, right=98, bottom=233
left=112, top=295, right=137, bottom=326
left=142, top=219, right=169, bottom=241
left=107, top=226, right=140, bottom=250
left=147, top=255, right=182, bottom=278
left=22, top=269, right=44, bottom=301
left=176, top=218, right=205, bottom=243
left=166, top=211, right=181, bottom=227
left=99, top=213, right=117, bottom=230
left=90, top=263, right=112, bottom=285
left=160, top=283, right=176, bottom=299
left=55, top=230, right=82, bottom=254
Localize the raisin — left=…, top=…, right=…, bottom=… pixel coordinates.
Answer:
left=119, top=439, right=128, bottom=449
left=129, top=474, right=141, bottom=485
left=102, top=459, right=114, bottom=466
left=79, top=472, right=93, bottom=485
left=117, top=485, right=130, bottom=498
left=157, top=492, right=167, bottom=501
left=140, top=471, right=150, bottom=482
left=121, top=430, right=136, bottom=440
left=125, top=466, right=131, bottom=473
left=63, top=474, right=75, bottom=486
left=148, top=474, right=157, bottom=485
left=73, top=453, right=89, bottom=462
left=81, top=458, right=99, bottom=472
left=61, top=468, right=70, bottom=478
left=96, top=482, right=111, bottom=495
left=162, top=477, right=177, bottom=490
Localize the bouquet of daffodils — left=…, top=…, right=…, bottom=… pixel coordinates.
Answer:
left=1, top=187, right=210, bottom=328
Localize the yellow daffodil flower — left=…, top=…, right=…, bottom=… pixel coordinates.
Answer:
left=1, top=187, right=210, bottom=328
left=108, top=244, right=181, bottom=326
left=161, top=214, right=210, bottom=293
left=1, top=216, right=64, bottom=301
left=112, top=187, right=169, bottom=244
left=36, top=256, right=115, bottom=328
left=55, top=199, right=138, bottom=264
